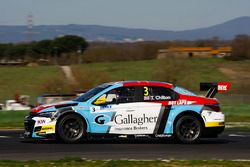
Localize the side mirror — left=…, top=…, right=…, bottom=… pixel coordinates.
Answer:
left=94, top=97, right=107, bottom=105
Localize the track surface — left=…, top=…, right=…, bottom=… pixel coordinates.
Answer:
left=0, top=129, right=250, bottom=160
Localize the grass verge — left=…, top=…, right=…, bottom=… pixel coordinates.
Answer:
left=0, top=110, right=29, bottom=128
left=0, top=158, right=250, bottom=167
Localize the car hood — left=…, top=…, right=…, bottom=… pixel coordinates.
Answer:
left=32, top=101, right=79, bottom=113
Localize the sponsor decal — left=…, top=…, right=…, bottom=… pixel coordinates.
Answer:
left=100, top=105, right=112, bottom=110
left=144, top=95, right=171, bottom=101
left=155, top=134, right=172, bottom=138
left=41, top=126, right=54, bottom=131
left=94, top=115, right=111, bottom=125
left=114, top=114, right=158, bottom=126
left=37, top=119, right=46, bottom=125
left=114, top=126, right=148, bottom=131
left=38, top=125, right=55, bottom=133
left=217, top=82, right=231, bottom=92
left=218, top=85, right=227, bottom=91
left=168, top=99, right=196, bottom=105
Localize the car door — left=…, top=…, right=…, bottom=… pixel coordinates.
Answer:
left=136, top=86, right=177, bottom=134
left=90, top=86, right=142, bottom=134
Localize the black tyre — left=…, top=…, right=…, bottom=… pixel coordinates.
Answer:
left=57, top=114, right=85, bottom=143
left=174, top=115, right=202, bottom=144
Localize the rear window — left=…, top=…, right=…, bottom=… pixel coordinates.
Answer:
left=174, top=86, right=196, bottom=96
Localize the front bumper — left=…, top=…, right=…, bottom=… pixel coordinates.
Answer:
left=24, top=117, right=35, bottom=138
left=24, top=115, right=56, bottom=139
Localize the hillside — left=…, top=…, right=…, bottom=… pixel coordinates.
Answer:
left=0, top=58, right=250, bottom=104
left=1, top=17, right=250, bottom=43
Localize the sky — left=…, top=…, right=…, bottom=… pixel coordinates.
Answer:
left=0, top=0, right=250, bottom=30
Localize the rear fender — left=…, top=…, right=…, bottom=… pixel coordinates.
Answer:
left=163, top=105, right=203, bottom=134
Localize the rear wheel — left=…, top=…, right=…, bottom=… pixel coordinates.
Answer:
left=57, top=114, right=85, bottom=143
left=175, top=115, right=202, bottom=144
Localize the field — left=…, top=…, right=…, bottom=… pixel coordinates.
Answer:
left=0, top=66, right=64, bottom=104
left=0, top=58, right=250, bottom=105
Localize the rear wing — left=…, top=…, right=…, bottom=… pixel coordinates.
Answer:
left=200, top=82, right=231, bottom=98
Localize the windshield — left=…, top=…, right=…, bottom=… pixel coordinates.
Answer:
left=74, top=84, right=112, bottom=102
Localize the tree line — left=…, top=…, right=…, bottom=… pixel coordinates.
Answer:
left=0, top=34, right=250, bottom=65
left=0, top=35, right=88, bottom=64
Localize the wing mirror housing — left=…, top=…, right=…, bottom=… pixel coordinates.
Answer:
left=94, top=97, right=107, bottom=105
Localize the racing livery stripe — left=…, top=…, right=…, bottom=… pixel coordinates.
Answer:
left=205, top=122, right=225, bottom=127
left=107, top=112, right=116, bottom=133
left=153, top=106, right=171, bottom=134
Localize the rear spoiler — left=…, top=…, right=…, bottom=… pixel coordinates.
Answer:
left=200, top=82, right=231, bottom=98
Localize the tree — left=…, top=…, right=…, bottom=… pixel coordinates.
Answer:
left=53, top=35, right=88, bottom=54
left=4, top=44, right=28, bottom=60
left=231, top=34, right=250, bottom=60
left=0, top=44, right=10, bottom=58
left=33, top=40, right=53, bottom=56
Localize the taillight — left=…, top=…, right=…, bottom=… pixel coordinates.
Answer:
left=203, top=105, right=221, bottom=112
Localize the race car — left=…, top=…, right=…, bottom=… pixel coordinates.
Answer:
left=24, top=81, right=231, bottom=143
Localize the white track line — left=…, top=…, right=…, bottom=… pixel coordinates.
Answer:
left=0, top=136, right=11, bottom=138
left=228, top=134, right=247, bottom=137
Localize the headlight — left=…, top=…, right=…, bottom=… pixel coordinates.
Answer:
left=37, top=111, right=56, bottom=118
left=36, top=110, right=62, bottom=121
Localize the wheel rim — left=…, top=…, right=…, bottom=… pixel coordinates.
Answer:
left=178, top=117, right=200, bottom=141
left=61, top=117, right=83, bottom=140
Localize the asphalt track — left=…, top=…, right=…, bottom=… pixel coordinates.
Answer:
left=0, top=129, right=250, bottom=160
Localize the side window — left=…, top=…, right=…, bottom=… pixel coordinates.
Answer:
left=94, top=86, right=137, bottom=105
left=143, top=86, right=177, bottom=101
left=116, top=87, right=136, bottom=103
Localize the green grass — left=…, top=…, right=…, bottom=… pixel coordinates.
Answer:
left=222, top=104, right=250, bottom=122
left=0, top=66, right=64, bottom=103
left=0, top=110, right=29, bottom=128
left=0, top=158, right=250, bottom=167
left=72, top=59, right=160, bottom=81
left=73, top=58, right=229, bottom=84
left=0, top=58, right=250, bottom=104
left=72, top=57, right=250, bottom=94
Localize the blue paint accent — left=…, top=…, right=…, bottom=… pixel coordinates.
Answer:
left=32, top=130, right=45, bottom=138
left=73, top=84, right=122, bottom=133
left=164, top=105, right=203, bottom=134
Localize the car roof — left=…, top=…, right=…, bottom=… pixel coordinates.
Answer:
left=109, top=81, right=174, bottom=89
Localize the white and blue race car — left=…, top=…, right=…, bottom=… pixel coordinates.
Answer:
left=24, top=81, right=230, bottom=143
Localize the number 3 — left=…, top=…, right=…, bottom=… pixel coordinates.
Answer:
left=144, top=87, right=149, bottom=96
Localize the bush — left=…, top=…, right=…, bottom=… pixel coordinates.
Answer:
left=82, top=42, right=168, bottom=63
left=230, top=34, right=250, bottom=60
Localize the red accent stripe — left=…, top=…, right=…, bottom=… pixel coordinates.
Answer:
left=123, top=81, right=173, bottom=88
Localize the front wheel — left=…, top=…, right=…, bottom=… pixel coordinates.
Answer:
left=57, top=114, right=85, bottom=143
left=174, top=115, right=202, bottom=144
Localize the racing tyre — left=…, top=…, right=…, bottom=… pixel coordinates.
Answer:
left=175, top=115, right=202, bottom=144
left=57, top=114, right=85, bottom=143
